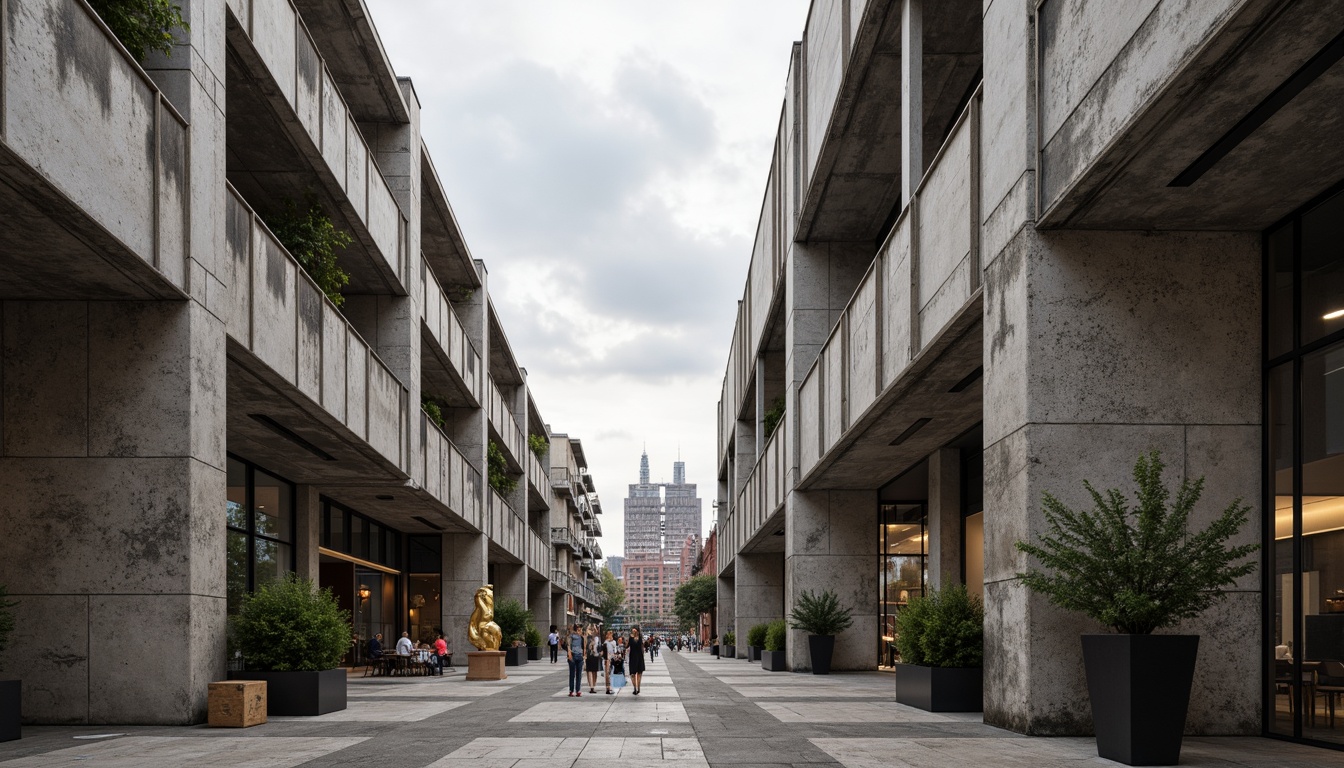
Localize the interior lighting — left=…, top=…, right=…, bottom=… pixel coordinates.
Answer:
left=358, top=585, right=371, bottom=600
left=1325, top=309, right=1344, bottom=320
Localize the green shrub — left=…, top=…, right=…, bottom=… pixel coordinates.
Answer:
left=528, top=433, right=549, bottom=460
left=524, top=624, right=543, bottom=648
left=747, top=623, right=768, bottom=648
left=765, top=619, right=787, bottom=652
left=1016, top=451, right=1257, bottom=635
left=233, top=574, right=349, bottom=671
left=789, top=589, right=853, bottom=636
left=762, top=396, right=786, bottom=438
left=487, top=441, right=518, bottom=495
left=493, top=598, right=531, bottom=645
left=265, top=198, right=352, bottom=307
left=422, top=396, right=445, bottom=428
left=89, top=0, right=188, bottom=62
left=0, top=586, right=17, bottom=654
left=723, top=631, right=735, bottom=645
left=896, top=585, right=982, bottom=668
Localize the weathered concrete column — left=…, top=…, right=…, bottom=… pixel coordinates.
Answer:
left=551, top=591, right=568, bottom=632
left=716, top=574, right=735, bottom=648
left=494, top=562, right=527, bottom=610
left=442, top=532, right=488, bottom=657
left=900, top=0, right=923, bottom=203
left=294, top=485, right=322, bottom=583
left=529, top=579, right=551, bottom=639
left=735, top=552, right=784, bottom=653
left=784, top=490, right=876, bottom=671
left=927, top=448, right=961, bottom=590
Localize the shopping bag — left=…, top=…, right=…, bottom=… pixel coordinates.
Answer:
left=611, top=672, right=626, bottom=689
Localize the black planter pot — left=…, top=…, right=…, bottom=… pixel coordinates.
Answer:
left=228, top=668, right=346, bottom=716
left=724, top=644, right=737, bottom=659
left=527, top=645, right=542, bottom=661
left=503, top=647, right=528, bottom=666
left=761, top=650, right=786, bottom=671
left=894, top=664, right=983, bottom=712
left=808, top=634, right=835, bottom=674
left=1082, top=634, right=1199, bottom=766
left=748, top=646, right=762, bottom=662
left=0, top=680, right=19, bottom=742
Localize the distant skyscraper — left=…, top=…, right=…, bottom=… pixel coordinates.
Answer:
left=624, top=451, right=662, bottom=555
left=620, top=452, right=703, bottom=622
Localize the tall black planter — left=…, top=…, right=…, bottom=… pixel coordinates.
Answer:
left=808, top=634, right=835, bottom=675
left=504, top=647, right=528, bottom=666
left=1082, top=634, right=1199, bottom=766
left=761, top=650, right=786, bottom=671
left=724, top=644, right=736, bottom=659
left=0, top=680, right=19, bottom=742
left=748, top=646, right=762, bottom=662
left=228, top=668, right=346, bottom=716
left=527, top=645, right=542, bottom=661
left=894, top=664, right=982, bottom=712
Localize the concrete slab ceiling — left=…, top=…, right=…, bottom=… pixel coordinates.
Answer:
left=488, top=304, right=525, bottom=386
left=421, top=151, right=482, bottom=290
left=420, top=331, right=478, bottom=409
left=1041, top=0, right=1344, bottom=230
left=291, top=0, right=410, bottom=124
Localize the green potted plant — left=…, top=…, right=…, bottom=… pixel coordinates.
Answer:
left=894, top=585, right=983, bottom=712
left=525, top=625, right=544, bottom=661
left=493, top=598, right=531, bottom=666
left=746, top=623, right=768, bottom=663
left=722, top=631, right=737, bottom=660
left=1016, top=451, right=1256, bottom=766
left=229, top=575, right=350, bottom=716
left=789, top=589, right=853, bottom=674
left=0, top=586, right=18, bottom=741
left=761, top=619, right=787, bottom=671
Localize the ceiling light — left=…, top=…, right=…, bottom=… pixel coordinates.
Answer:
left=1325, top=309, right=1344, bottom=320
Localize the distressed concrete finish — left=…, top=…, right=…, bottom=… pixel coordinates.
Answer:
left=443, top=532, right=489, bottom=658
left=734, top=552, right=784, bottom=654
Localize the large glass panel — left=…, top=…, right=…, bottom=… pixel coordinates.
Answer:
left=227, top=458, right=248, bottom=530
left=369, top=524, right=383, bottom=566
left=253, top=470, right=293, bottom=542
left=408, top=573, right=441, bottom=645
left=880, top=504, right=926, bottom=668
left=1268, top=222, right=1294, bottom=359
left=1268, top=362, right=1296, bottom=737
left=226, top=529, right=248, bottom=616
left=351, top=516, right=368, bottom=560
left=253, top=539, right=291, bottom=591
left=1301, top=190, right=1344, bottom=347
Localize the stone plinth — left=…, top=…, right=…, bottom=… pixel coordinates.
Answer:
left=466, top=651, right=507, bottom=681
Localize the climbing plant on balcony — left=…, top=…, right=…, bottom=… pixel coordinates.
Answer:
left=487, top=440, right=518, bottom=495
left=762, top=396, right=786, bottom=438
left=528, top=433, right=548, bottom=460
left=265, top=198, right=352, bottom=307
left=422, top=396, right=446, bottom=429
left=89, top=0, right=189, bottom=62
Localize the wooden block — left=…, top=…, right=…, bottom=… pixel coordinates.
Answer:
left=208, top=680, right=267, bottom=727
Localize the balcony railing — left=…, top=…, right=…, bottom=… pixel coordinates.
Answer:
left=420, top=412, right=482, bottom=529
left=422, top=273, right=481, bottom=402
left=486, top=375, right=526, bottom=463
left=4, top=0, right=189, bottom=292
left=550, top=467, right=574, bottom=496
left=798, top=87, right=982, bottom=478
left=550, top=526, right=577, bottom=552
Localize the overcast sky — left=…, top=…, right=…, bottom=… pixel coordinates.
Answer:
left=366, top=1, right=810, bottom=556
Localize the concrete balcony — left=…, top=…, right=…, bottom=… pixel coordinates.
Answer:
left=550, top=527, right=578, bottom=552
left=422, top=273, right=481, bottom=405
left=486, top=487, right=547, bottom=573
left=591, top=541, right=603, bottom=561
left=1, top=0, right=189, bottom=299
left=419, top=412, right=482, bottom=530
left=224, top=0, right=408, bottom=295
left=486, top=375, right=526, bottom=464
left=224, top=183, right=407, bottom=471
left=798, top=89, right=983, bottom=485
left=550, top=467, right=574, bottom=497
left=730, top=422, right=788, bottom=556
left=525, top=449, right=547, bottom=511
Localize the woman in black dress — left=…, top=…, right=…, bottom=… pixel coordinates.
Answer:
left=627, top=625, right=647, bottom=695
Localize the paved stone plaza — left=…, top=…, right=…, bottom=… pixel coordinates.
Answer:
left=0, top=651, right=1338, bottom=767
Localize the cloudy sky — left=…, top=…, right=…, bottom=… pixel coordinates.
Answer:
left=366, top=1, right=810, bottom=556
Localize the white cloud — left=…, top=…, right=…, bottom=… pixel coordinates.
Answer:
left=367, top=0, right=810, bottom=554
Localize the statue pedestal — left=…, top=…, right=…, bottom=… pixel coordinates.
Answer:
left=466, top=651, right=507, bottom=681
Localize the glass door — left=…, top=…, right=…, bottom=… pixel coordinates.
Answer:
left=880, top=503, right=926, bottom=668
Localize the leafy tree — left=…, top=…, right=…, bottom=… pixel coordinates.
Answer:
left=596, top=567, right=625, bottom=624
left=493, top=598, right=531, bottom=645
left=233, top=574, right=350, bottom=671
left=1016, top=451, right=1257, bottom=635
left=789, top=590, right=853, bottom=636
left=0, top=586, right=17, bottom=654
left=265, top=198, right=352, bottom=307
left=487, top=440, right=517, bottom=495
left=896, top=585, right=982, bottom=668
left=89, top=0, right=188, bottom=62
left=673, top=572, right=717, bottom=631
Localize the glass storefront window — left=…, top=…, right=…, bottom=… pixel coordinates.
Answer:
left=1301, top=192, right=1344, bottom=348
left=253, top=470, right=293, bottom=542
left=224, top=455, right=295, bottom=617
left=880, top=503, right=926, bottom=668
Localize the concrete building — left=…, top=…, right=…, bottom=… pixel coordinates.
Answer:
left=0, top=0, right=602, bottom=725
left=619, top=453, right=705, bottom=625
left=546, top=435, right=605, bottom=628
left=605, top=555, right=624, bottom=580
left=714, top=0, right=1344, bottom=752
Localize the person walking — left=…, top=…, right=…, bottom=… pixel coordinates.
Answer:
left=628, top=626, right=647, bottom=695
left=603, top=630, right=617, bottom=694
left=548, top=625, right=559, bottom=664
left=585, top=626, right=603, bottom=694
left=566, top=623, right=585, bottom=697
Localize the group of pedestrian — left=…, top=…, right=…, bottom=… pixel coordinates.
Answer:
left=561, top=623, right=650, bottom=697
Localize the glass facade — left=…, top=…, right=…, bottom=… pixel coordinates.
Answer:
left=318, top=499, right=418, bottom=663
left=225, top=456, right=295, bottom=618
left=1265, top=185, right=1344, bottom=746
left=880, top=503, right=927, bottom=668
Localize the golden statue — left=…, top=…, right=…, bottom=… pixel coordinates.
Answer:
left=468, top=584, right=502, bottom=651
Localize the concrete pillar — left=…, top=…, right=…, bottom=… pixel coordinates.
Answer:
left=294, top=485, right=321, bottom=584
left=900, top=0, right=923, bottom=203
left=529, top=578, right=550, bottom=638
left=735, top=552, right=784, bottom=653
left=494, top=562, right=527, bottom=609
left=927, top=448, right=961, bottom=590
left=0, top=301, right=226, bottom=724
left=982, top=229, right=1261, bottom=736
left=442, top=532, right=488, bottom=658
left=551, top=591, right=568, bottom=632
left=716, top=574, right=735, bottom=648
left=784, top=490, right=876, bottom=671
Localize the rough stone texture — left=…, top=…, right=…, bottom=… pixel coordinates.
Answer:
left=927, top=448, right=961, bottom=590
left=735, top=552, right=785, bottom=655
left=443, top=532, right=488, bottom=657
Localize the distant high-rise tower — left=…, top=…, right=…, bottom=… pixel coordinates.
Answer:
left=673, top=461, right=685, bottom=484
left=621, top=452, right=703, bottom=623
left=624, top=451, right=662, bottom=555
left=640, top=452, right=651, bottom=484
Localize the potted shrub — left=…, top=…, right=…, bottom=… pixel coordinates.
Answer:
left=722, top=631, right=737, bottom=660
left=761, top=619, right=787, bottom=671
left=1016, top=451, right=1256, bottom=766
left=789, top=590, right=852, bottom=675
left=894, top=585, right=983, bottom=712
left=493, top=598, right=531, bottom=666
left=525, top=625, right=543, bottom=661
left=0, top=586, right=18, bottom=741
left=230, top=575, right=350, bottom=716
left=746, top=623, right=768, bottom=662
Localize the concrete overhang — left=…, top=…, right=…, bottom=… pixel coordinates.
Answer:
left=1039, top=0, right=1344, bottom=230
left=421, top=149, right=482, bottom=289
left=488, top=302, right=525, bottom=386
left=291, top=0, right=410, bottom=124
left=419, top=329, right=477, bottom=408
left=571, top=438, right=588, bottom=472
left=798, top=297, right=983, bottom=491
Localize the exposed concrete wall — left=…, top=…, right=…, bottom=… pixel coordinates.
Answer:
left=442, top=532, right=488, bottom=658
left=735, top=552, right=785, bottom=654
left=784, top=490, right=876, bottom=671
left=927, top=448, right=961, bottom=589
left=982, top=227, right=1261, bottom=736
left=717, top=574, right=736, bottom=647
left=295, top=485, right=321, bottom=583
left=495, top=562, right=527, bottom=611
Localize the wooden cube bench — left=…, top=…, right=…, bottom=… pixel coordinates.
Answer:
left=208, top=680, right=266, bottom=727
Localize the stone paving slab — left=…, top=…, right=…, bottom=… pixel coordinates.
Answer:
left=0, top=736, right=367, bottom=767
